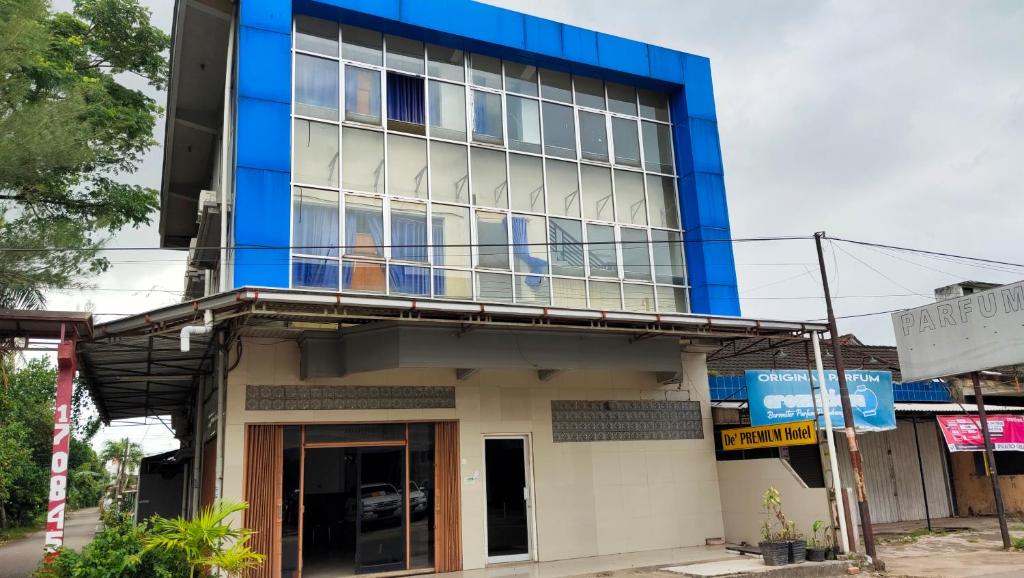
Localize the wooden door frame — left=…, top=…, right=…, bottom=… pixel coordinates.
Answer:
left=482, top=433, right=537, bottom=565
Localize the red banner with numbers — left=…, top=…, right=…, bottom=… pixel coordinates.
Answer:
left=44, top=339, right=76, bottom=550
left=937, top=414, right=1024, bottom=452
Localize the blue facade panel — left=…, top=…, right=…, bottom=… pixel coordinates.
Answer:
left=232, top=0, right=741, bottom=315
left=234, top=167, right=292, bottom=288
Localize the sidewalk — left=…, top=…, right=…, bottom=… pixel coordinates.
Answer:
left=875, top=516, right=1024, bottom=577
left=0, top=508, right=100, bottom=578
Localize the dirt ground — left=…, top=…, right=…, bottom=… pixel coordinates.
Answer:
left=875, top=517, right=1024, bottom=577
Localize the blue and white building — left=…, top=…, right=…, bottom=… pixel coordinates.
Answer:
left=78, top=1, right=831, bottom=575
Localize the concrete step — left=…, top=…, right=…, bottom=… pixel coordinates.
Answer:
left=663, top=559, right=852, bottom=578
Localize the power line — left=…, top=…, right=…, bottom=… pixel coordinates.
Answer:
left=829, top=236, right=1024, bottom=270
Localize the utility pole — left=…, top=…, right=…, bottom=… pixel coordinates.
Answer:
left=814, top=231, right=876, bottom=560
left=971, top=372, right=1011, bottom=549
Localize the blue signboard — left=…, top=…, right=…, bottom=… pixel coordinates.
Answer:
left=745, top=369, right=896, bottom=431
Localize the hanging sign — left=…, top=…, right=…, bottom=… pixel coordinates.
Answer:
left=936, top=414, right=1024, bottom=452
left=745, top=369, right=896, bottom=431
left=721, top=421, right=818, bottom=451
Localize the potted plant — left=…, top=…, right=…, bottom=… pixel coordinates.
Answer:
left=805, top=520, right=829, bottom=562
left=784, top=520, right=806, bottom=563
left=758, top=488, right=790, bottom=566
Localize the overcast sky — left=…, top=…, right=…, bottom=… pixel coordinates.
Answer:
left=42, top=0, right=1023, bottom=453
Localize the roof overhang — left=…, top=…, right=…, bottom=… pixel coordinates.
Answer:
left=0, top=309, right=93, bottom=341
left=159, top=0, right=233, bottom=248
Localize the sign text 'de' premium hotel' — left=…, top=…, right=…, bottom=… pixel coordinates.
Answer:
left=892, top=280, right=1024, bottom=382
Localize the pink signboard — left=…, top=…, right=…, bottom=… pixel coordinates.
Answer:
left=937, top=414, right=1024, bottom=452
left=44, top=339, right=76, bottom=550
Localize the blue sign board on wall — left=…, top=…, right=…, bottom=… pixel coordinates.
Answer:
left=745, top=369, right=896, bottom=431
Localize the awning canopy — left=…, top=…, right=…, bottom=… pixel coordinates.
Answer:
left=712, top=401, right=1024, bottom=414
left=78, top=287, right=827, bottom=423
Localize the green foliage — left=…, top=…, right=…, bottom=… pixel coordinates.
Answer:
left=142, top=501, right=265, bottom=578
left=759, top=487, right=791, bottom=543
left=1012, top=536, right=1024, bottom=551
left=0, top=0, right=168, bottom=297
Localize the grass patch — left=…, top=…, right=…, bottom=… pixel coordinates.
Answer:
left=1012, top=536, right=1024, bottom=551
left=879, top=527, right=963, bottom=545
left=0, top=522, right=42, bottom=546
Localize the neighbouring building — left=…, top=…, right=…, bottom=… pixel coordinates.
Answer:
left=75, top=1, right=837, bottom=576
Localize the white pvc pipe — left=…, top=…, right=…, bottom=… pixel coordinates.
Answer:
left=813, top=330, right=850, bottom=553
left=218, top=9, right=236, bottom=293
left=180, top=309, right=214, bottom=352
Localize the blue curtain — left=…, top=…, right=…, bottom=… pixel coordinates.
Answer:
left=389, top=265, right=429, bottom=296
left=387, top=73, right=424, bottom=125
left=294, top=194, right=338, bottom=258
left=391, top=211, right=427, bottom=262
left=511, top=216, right=546, bottom=287
left=296, top=55, right=338, bottom=115
left=293, top=259, right=339, bottom=289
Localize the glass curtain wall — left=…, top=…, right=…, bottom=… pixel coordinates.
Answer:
left=290, top=15, right=689, bottom=313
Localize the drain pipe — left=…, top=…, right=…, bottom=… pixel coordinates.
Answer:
left=180, top=309, right=214, bottom=352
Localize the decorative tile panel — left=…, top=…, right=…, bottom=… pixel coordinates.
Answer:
left=551, top=400, right=704, bottom=442
left=245, top=385, right=455, bottom=411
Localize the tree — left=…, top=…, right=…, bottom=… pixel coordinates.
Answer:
left=0, top=0, right=169, bottom=300
left=100, top=437, right=143, bottom=509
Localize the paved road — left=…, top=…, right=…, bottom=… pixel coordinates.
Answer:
left=0, top=508, right=100, bottom=578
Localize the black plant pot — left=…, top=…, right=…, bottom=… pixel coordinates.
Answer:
left=806, top=547, right=827, bottom=562
left=788, top=539, right=806, bottom=563
left=826, top=545, right=838, bottom=560
left=759, top=541, right=789, bottom=566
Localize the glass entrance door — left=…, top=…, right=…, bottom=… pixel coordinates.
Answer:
left=484, top=437, right=532, bottom=563
left=355, top=447, right=406, bottom=573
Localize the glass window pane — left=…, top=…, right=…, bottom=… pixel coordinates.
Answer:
left=657, top=286, right=688, bottom=313
left=614, top=170, right=646, bottom=225
left=281, top=427, right=300, bottom=576
left=472, top=90, right=503, bottom=144
left=431, top=204, right=471, bottom=267
left=549, top=218, right=584, bottom=277
left=642, top=121, right=674, bottom=173
left=385, top=35, right=424, bottom=74
left=344, top=66, right=381, bottom=125
left=390, top=200, right=428, bottom=262
left=612, top=117, right=641, bottom=167
left=344, top=195, right=383, bottom=257
left=471, top=147, right=508, bottom=209
left=578, top=111, right=608, bottom=162
left=306, top=424, right=405, bottom=443
left=581, top=165, right=614, bottom=222
left=293, top=187, right=338, bottom=257
left=586, top=224, right=617, bottom=278
left=574, top=76, right=605, bottom=110
left=552, top=277, right=587, bottom=309
left=504, top=62, right=538, bottom=96
left=470, top=54, right=502, bottom=88
left=545, top=159, right=580, bottom=218
left=511, top=214, right=548, bottom=275
left=542, top=102, right=576, bottom=159
left=428, top=80, right=466, bottom=140
left=296, top=16, right=337, bottom=57
left=342, top=260, right=385, bottom=292
left=516, top=275, right=549, bottom=305
left=390, top=264, right=430, bottom=295
left=429, top=141, right=469, bottom=203
left=476, top=272, right=512, bottom=302
left=509, top=154, right=544, bottom=213
left=293, top=257, right=339, bottom=290
left=342, top=127, right=383, bottom=193
left=475, top=210, right=509, bottom=269
left=623, top=283, right=655, bottom=312
left=294, top=120, right=339, bottom=187
left=434, top=269, right=473, bottom=300
left=427, top=45, right=464, bottom=82
left=540, top=68, right=572, bottom=103
left=607, top=82, right=637, bottom=115
left=652, top=230, right=685, bottom=285
left=638, top=89, right=670, bottom=122
left=387, top=73, right=425, bottom=134
left=387, top=135, right=427, bottom=199
left=621, top=227, right=651, bottom=281
left=408, top=422, right=435, bottom=570
left=295, top=54, right=339, bottom=120
left=507, top=96, right=541, bottom=154
left=589, top=280, right=622, bottom=310
left=341, top=24, right=382, bottom=66
left=646, top=175, right=679, bottom=229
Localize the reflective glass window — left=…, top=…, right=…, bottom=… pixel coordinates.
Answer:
left=652, top=230, right=685, bottom=285
left=586, top=224, right=617, bottom=278
left=646, top=175, right=679, bottom=229
left=390, top=264, right=430, bottom=296
left=552, top=278, right=587, bottom=309
left=341, top=25, right=382, bottom=66
left=509, top=154, right=544, bottom=213
left=472, top=90, right=503, bottom=144
left=542, top=102, right=576, bottom=159
left=657, top=286, right=688, bottom=313
left=607, top=82, right=637, bottom=115
left=342, top=260, right=386, bottom=292
left=581, top=165, right=614, bottom=222
left=475, top=211, right=509, bottom=269
left=385, top=35, right=424, bottom=74
left=293, top=257, right=339, bottom=290
left=431, top=204, right=471, bottom=267
left=294, top=120, right=338, bottom=187
left=344, top=66, right=381, bottom=125
left=589, top=280, right=622, bottom=310
left=295, top=54, right=339, bottom=120
left=342, top=127, right=384, bottom=193
left=427, top=45, right=465, bottom=82
left=549, top=218, right=584, bottom=277
left=476, top=272, right=513, bottom=302
left=545, top=159, right=580, bottom=218
left=574, top=76, right=605, bottom=110
left=579, top=111, right=608, bottom=162
left=504, top=62, right=538, bottom=96
left=507, top=96, right=541, bottom=154
left=614, top=170, right=646, bottom=225
left=387, top=135, right=428, bottom=199
left=390, top=200, right=428, bottom=262
left=642, top=121, right=674, bottom=173
left=292, top=187, right=338, bottom=258
left=623, top=283, right=655, bottom=312
left=515, top=275, right=549, bottom=306
left=470, top=54, right=502, bottom=88
left=434, top=269, right=473, bottom=300
left=430, top=141, right=469, bottom=203
left=612, top=117, right=641, bottom=167
left=296, top=16, right=337, bottom=57
left=344, top=195, right=383, bottom=257
left=387, top=73, right=425, bottom=134
left=638, top=89, right=670, bottom=122
left=471, top=147, right=508, bottom=209
left=428, top=80, right=466, bottom=140
left=621, top=227, right=651, bottom=281
left=539, top=68, right=572, bottom=103
left=511, top=214, right=548, bottom=275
